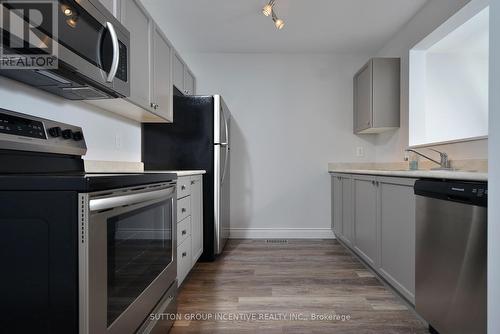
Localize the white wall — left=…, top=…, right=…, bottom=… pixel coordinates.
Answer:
left=184, top=53, right=375, bottom=238
left=375, top=0, right=489, bottom=162
left=488, top=0, right=499, bottom=332
left=0, top=77, right=142, bottom=162
left=424, top=51, right=488, bottom=143
left=409, top=4, right=489, bottom=147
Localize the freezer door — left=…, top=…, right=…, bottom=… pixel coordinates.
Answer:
left=214, top=95, right=230, bottom=146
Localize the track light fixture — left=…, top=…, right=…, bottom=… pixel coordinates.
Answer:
left=262, top=0, right=275, bottom=16
left=262, top=0, right=285, bottom=30
left=272, top=10, right=285, bottom=30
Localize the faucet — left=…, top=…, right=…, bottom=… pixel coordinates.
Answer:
left=405, top=148, right=451, bottom=170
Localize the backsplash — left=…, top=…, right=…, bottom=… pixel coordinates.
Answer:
left=0, top=77, right=142, bottom=162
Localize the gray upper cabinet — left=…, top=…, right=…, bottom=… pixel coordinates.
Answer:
left=121, top=0, right=152, bottom=111
left=354, top=63, right=372, bottom=132
left=173, top=52, right=196, bottom=95
left=99, top=0, right=120, bottom=18
left=173, top=54, right=185, bottom=92
left=353, top=175, right=379, bottom=268
left=378, top=177, right=416, bottom=303
left=152, top=26, right=172, bottom=120
left=184, top=70, right=195, bottom=95
left=353, top=58, right=400, bottom=134
left=88, top=0, right=196, bottom=123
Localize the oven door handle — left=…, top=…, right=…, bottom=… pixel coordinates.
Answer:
left=105, top=21, right=120, bottom=83
left=89, top=187, right=175, bottom=212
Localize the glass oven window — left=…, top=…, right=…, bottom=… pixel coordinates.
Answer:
left=107, top=200, right=173, bottom=326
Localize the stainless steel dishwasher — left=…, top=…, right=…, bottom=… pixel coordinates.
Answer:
left=415, top=179, right=487, bottom=334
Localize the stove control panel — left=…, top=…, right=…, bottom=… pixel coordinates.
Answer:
left=0, top=108, right=87, bottom=156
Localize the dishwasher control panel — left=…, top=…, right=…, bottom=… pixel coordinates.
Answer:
left=415, top=179, right=487, bottom=207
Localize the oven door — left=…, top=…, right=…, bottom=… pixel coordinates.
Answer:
left=79, top=183, right=177, bottom=334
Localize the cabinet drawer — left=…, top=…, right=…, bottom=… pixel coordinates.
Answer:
left=177, top=176, right=191, bottom=199
left=177, top=237, right=192, bottom=285
left=177, top=217, right=191, bottom=246
left=177, top=196, right=191, bottom=223
left=177, top=196, right=191, bottom=222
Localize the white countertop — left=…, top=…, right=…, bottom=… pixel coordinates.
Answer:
left=328, top=168, right=487, bottom=182
left=146, top=170, right=206, bottom=177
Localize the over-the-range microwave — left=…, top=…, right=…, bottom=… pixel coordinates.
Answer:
left=0, top=0, right=130, bottom=100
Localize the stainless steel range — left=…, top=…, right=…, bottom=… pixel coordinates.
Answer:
left=0, top=108, right=177, bottom=334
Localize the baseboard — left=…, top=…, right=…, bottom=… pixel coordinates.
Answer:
left=229, top=228, right=335, bottom=239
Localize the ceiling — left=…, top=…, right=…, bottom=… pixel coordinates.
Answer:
left=141, top=0, right=428, bottom=54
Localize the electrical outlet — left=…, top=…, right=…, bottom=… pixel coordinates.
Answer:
left=356, top=146, right=364, bottom=157
left=115, top=134, right=122, bottom=150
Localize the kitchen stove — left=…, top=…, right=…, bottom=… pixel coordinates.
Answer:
left=0, top=108, right=178, bottom=334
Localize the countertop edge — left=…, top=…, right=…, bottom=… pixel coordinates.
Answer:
left=146, top=170, right=207, bottom=177
left=328, top=169, right=488, bottom=182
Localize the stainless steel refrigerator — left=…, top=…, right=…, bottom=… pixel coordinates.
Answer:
left=143, top=94, right=231, bottom=261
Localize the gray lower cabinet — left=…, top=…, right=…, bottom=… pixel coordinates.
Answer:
left=352, top=175, right=379, bottom=268
left=177, top=175, right=204, bottom=286
left=331, top=174, right=353, bottom=246
left=331, top=175, right=342, bottom=236
left=378, top=177, right=416, bottom=303
left=341, top=176, right=353, bottom=246
left=190, top=175, right=204, bottom=262
left=330, top=173, right=416, bottom=304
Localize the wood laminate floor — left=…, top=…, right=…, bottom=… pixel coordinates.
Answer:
left=171, top=239, right=429, bottom=334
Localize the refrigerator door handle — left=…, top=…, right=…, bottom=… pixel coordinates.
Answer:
left=221, top=144, right=229, bottom=183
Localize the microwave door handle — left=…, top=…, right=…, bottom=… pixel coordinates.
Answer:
left=105, top=22, right=120, bottom=83
left=89, top=186, right=175, bottom=212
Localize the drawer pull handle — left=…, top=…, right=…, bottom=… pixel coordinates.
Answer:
left=182, top=252, right=187, bottom=257
left=191, top=181, right=195, bottom=185
left=182, top=230, right=187, bottom=235
left=181, top=208, right=186, bottom=213
left=181, top=185, right=186, bottom=190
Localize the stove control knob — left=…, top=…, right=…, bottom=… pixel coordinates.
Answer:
left=72, top=131, right=83, bottom=141
left=62, top=129, right=73, bottom=139
left=48, top=127, right=62, bottom=138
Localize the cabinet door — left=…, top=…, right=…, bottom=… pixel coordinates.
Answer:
left=190, top=175, right=203, bottom=265
left=341, top=176, right=353, bottom=246
left=152, top=26, right=173, bottom=121
left=331, top=175, right=343, bottom=237
left=173, top=53, right=184, bottom=92
left=354, top=61, right=373, bottom=132
left=378, top=177, right=416, bottom=303
left=121, top=0, right=152, bottom=110
left=184, top=70, right=195, bottom=95
left=100, top=0, right=119, bottom=18
left=353, top=175, right=378, bottom=267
